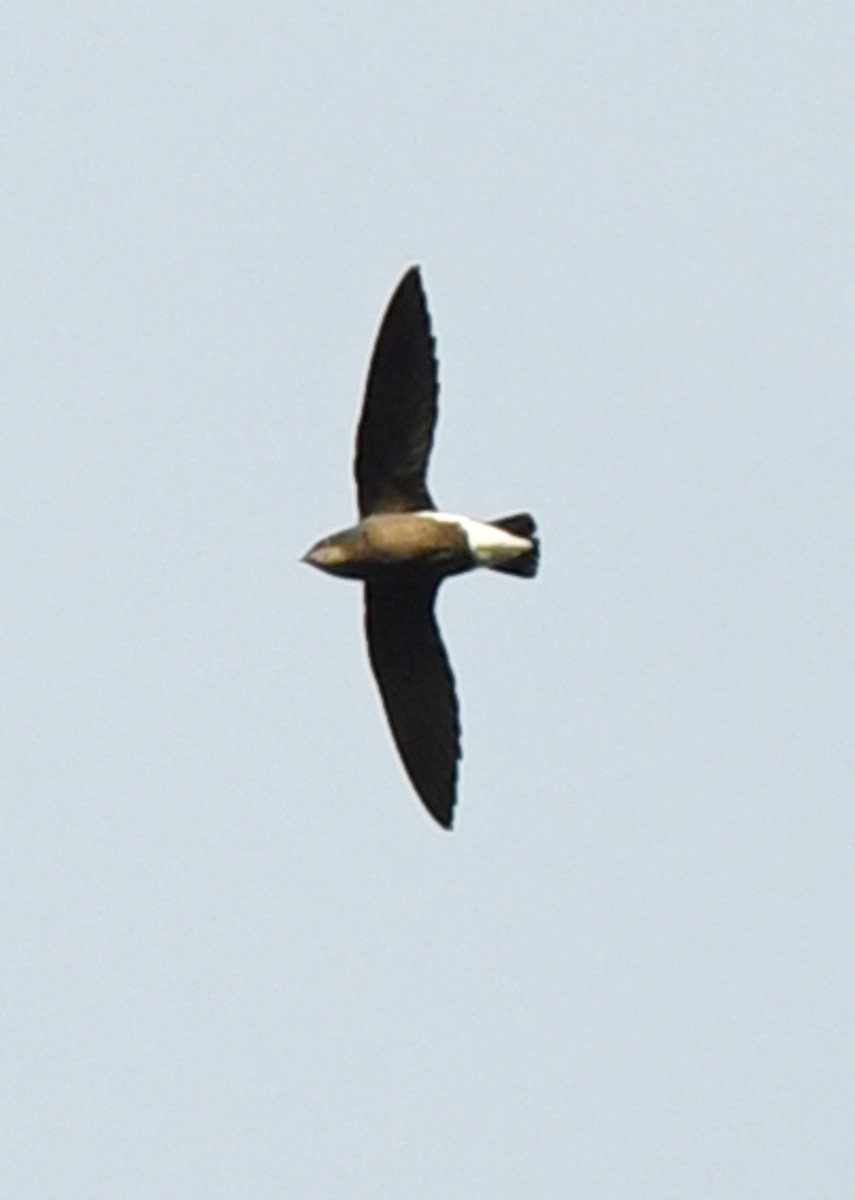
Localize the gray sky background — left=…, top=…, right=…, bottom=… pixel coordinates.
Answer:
left=3, top=3, right=854, bottom=1196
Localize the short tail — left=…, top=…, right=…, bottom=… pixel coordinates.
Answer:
left=488, top=512, right=540, bottom=578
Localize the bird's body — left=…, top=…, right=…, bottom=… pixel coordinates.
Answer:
left=303, top=268, right=539, bottom=828
left=306, top=510, right=534, bottom=581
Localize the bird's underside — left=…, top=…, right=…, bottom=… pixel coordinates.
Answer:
left=303, top=267, right=539, bottom=829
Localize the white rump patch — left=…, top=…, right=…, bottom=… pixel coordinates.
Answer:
left=418, top=511, right=531, bottom=567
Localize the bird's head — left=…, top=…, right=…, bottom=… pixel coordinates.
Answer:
left=301, top=527, right=364, bottom=578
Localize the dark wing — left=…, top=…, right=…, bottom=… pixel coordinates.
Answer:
left=364, top=581, right=460, bottom=829
left=355, top=267, right=438, bottom=516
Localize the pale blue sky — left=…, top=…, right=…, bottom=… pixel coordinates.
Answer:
left=3, top=2, right=855, bottom=1196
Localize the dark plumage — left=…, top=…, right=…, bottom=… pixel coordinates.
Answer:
left=356, top=269, right=438, bottom=516
left=303, top=268, right=539, bottom=829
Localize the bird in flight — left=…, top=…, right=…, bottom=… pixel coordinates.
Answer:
left=303, top=267, right=539, bottom=829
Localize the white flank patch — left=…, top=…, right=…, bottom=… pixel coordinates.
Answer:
left=418, top=511, right=531, bottom=566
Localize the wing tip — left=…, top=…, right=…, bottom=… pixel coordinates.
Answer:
left=396, top=263, right=425, bottom=297
left=424, top=794, right=456, bottom=831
